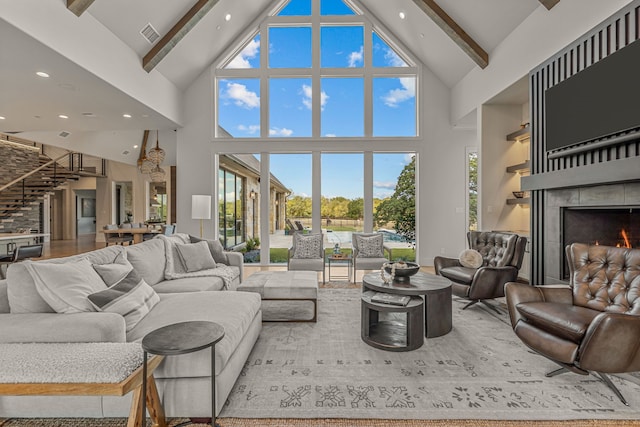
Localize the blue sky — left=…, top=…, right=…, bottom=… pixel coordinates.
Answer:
left=219, top=0, right=415, bottom=199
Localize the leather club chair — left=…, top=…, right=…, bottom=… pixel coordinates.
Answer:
left=434, top=231, right=527, bottom=313
left=505, top=243, right=640, bottom=405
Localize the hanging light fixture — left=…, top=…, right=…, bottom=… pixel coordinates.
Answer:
left=146, top=130, right=166, bottom=165
left=139, top=157, right=155, bottom=174
left=150, top=165, right=166, bottom=182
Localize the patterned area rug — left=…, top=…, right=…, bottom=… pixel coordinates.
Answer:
left=221, top=288, right=640, bottom=420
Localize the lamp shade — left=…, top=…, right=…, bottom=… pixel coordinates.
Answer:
left=192, top=195, right=212, bottom=220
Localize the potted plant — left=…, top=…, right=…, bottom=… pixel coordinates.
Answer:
left=242, top=237, right=260, bottom=263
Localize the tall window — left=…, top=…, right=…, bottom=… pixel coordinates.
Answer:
left=215, top=0, right=418, bottom=139
left=218, top=169, right=245, bottom=248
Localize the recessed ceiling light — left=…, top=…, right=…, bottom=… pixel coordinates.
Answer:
left=225, top=13, right=232, bottom=21
left=0, top=116, right=5, bottom=120
left=399, top=11, right=406, bottom=19
left=36, top=71, right=50, bottom=78
left=123, top=114, right=132, bottom=118
left=58, top=114, right=69, bottom=119
left=133, top=145, right=139, bottom=149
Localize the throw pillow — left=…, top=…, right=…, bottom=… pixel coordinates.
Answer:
left=88, top=269, right=160, bottom=332
left=355, top=234, right=384, bottom=258
left=459, top=249, right=484, bottom=269
left=175, top=241, right=217, bottom=272
left=24, top=258, right=107, bottom=314
left=190, top=235, right=228, bottom=264
left=292, top=233, right=323, bottom=259
left=92, top=252, right=133, bottom=286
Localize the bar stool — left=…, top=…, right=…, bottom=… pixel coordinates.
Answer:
left=0, top=244, right=44, bottom=279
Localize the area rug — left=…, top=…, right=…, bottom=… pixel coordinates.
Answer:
left=221, top=288, right=640, bottom=420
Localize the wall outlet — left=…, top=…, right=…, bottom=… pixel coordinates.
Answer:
left=440, top=247, right=446, bottom=254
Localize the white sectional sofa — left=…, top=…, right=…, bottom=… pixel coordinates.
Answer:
left=0, top=233, right=262, bottom=419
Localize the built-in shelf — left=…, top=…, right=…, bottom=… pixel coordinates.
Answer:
left=506, top=126, right=530, bottom=142
left=506, top=160, right=530, bottom=174
left=506, top=197, right=530, bottom=205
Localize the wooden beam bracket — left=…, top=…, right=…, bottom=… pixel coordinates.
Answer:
left=66, top=0, right=96, bottom=17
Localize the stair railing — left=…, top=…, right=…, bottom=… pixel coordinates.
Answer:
left=0, top=152, right=70, bottom=193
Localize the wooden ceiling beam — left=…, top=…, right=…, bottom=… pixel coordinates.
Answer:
left=538, top=0, right=560, bottom=10
left=412, top=0, right=489, bottom=69
left=137, top=130, right=150, bottom=169
left=66, top=0, right=95, bottom=17
left=143, top=0, right=219, bottom=73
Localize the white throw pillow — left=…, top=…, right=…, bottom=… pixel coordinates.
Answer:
left=355, top=234, right=384, bottom=258
left=293, top=233, right=322, bottom=259
left=175, top=241, right=217, bottom=272
left=88, top=269, right=160, bottom=332
left=92, top=252, right=133, bottom=286
left=24, top=259, right=107, bottom=314
left=459, top=249, right=484, bottom=269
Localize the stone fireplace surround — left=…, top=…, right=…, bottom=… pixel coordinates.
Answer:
left=543, top=182, right=640, bottom=284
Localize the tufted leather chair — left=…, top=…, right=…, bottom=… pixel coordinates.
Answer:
left=434, top=231, right=527, bottom=313
left=505, top=243, right=640, bottom=405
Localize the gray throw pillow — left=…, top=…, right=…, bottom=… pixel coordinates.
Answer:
left=88, top=269, right=160, bottom=332
left=293, top=233, right=322, bottom=259
left=190, top=235, right=228, bottom=264
left=175, top=241, right=217, bottom=272
left=355, top=234, right=384, bottom=258
left=92, top=252, right=133, bottom=286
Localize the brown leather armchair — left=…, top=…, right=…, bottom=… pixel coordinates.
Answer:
left=505, top=243, right=640, bottom=405
left=434, top=231, right=527, bottom=313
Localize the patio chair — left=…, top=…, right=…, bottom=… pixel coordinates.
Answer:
left=352, top=232, right=392, bottom=282
left=288, top=232, right=325, bottom=283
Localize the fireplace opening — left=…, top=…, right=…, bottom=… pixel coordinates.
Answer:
left=561, top=206, right=640, bottom=279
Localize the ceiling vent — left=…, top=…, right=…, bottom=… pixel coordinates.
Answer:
left=140, top=23, right=160, bottom=44
left=58, top=131, right=70, bottom=138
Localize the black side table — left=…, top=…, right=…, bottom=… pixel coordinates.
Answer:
left=142, top=321, right=225, bottom=427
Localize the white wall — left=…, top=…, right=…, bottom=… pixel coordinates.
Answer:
left=451, top=0, right=634, bottom=123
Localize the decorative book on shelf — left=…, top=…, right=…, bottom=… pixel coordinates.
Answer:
left=371, top=292, right=411, bottom=306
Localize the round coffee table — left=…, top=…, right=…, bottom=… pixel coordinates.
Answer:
left=142, top=321, right=225, bottom=427
left=362, top=271, right=452, bottom=338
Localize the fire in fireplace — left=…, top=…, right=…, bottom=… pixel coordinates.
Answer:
left=561, top=207, right=639, bottom=279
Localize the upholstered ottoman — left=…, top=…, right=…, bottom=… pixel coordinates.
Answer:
left=238, top=271, right=318, bottom=322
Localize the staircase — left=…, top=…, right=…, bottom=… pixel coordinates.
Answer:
left=0, top=136, right=106, bottom=227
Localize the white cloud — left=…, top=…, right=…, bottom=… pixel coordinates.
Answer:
left=237, top=124, right=260, bottom=134
left=227, top=38, right=260, bottom=68
left=301, top=84, right=329, bottom=111
left=325, top=133, right=336, bottom=138
left=226, top=82, right=260, bottom=109
left=385, top=48, right=406, bottom=67
left=374, top=181, right=396, bottom=190
left=348, top=46, right=364, bottom=67
left=269, top=127, right=294, bottom=137
left=403, top=153, right=415, bottom=164
left=382, top=77, right=415, bottom=108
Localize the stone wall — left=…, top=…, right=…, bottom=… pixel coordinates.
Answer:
left=0, top=141, right=42, bottom=232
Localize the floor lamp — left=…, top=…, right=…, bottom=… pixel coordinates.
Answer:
left=192, top=195, right=211, bottom=238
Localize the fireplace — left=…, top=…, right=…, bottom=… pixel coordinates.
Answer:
left=561, top=206, right=640, bottom=279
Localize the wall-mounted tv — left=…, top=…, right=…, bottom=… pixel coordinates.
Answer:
left=545, top=38, right=640, bottom=152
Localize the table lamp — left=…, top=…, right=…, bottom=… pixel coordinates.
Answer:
left=191, top=195, right=211, bottom=238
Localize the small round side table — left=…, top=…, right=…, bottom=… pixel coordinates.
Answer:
left=142, top=321, right=225, bottom=427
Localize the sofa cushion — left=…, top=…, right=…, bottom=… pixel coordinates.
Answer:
left=190, top=235, right=228, bottom=265
left=125, top=239, right=167, bottom=286
left=127, top=291, right=261, bottom=377
left=439, top=266, right=476, bottom=286
left=6, top=245, right=125, bottom=314
left=88, top=269, right=160, bottom=332
left=176, top=241, right=217, bottom=272
left=516, top=301, right=601, bottom=344
left=23, top=259, right=107, bottom=314
left=152, top=277, right=226, bottom=293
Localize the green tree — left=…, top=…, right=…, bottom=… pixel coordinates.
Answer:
left=347, top=198, right=363, bottom=220
left=287, top=195, right=311, bottom=218
left=374, top=156, right=415, bottom=240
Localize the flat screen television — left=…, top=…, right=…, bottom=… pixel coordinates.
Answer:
left=545, top=38, right=640, bottom=152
